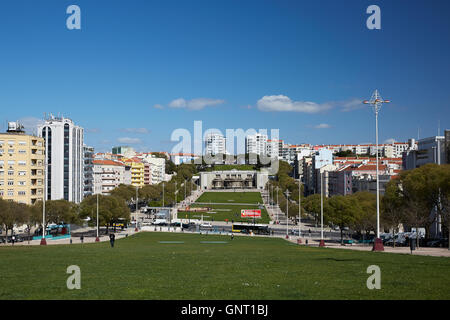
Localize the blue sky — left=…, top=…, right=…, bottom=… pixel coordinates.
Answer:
left=0, top=0, right=449, bottom=153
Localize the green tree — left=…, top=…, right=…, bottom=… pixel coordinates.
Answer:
left=381, top=180, right=405, bottom=247
left=352, top=192, right=376, bottom=238
left=326, top=195, right=359, bottom=244
left=79, top=195, right=130, bottom=233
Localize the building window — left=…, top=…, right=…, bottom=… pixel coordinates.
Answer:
left=7, top=180, right=13, bottom=186
left=18, top=191, right=26, bottom=196
left=8, top=160, right=15, bottom=166
left=7, top=189, right=13, bottom=196
left=18, top=150, right=26, bottom=154
left=19, top=141, right=26, bottom=146
left=8, top=170, right=14, bottom=176
left=18, top=181, right=26, bottom=186
left=0, top=180, right=3, bottom=186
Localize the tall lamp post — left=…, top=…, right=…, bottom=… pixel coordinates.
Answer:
left=319, top=171, right=325, bottom=247
left=40, top=127, right=48, bottom=245
left=363, top=90, right=390, bottom=252
left=297, top=179, right=302, bottom=244
left=135, top=186, right=139, bottom=232
left=284, top=190, right=291, bottom=239
left=95, top=194, right=100, bottom=241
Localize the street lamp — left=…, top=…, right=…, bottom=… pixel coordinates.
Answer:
left=363, top=89, right=390, bottom=252
left=284, top=190, right=291, bottom=239
left=297, top=179, right=302, bottom=244
left=40, top=127, right=48, bottom=245
left=135, top=186, right=139, bottom=232
left=96, top=193, right=100, bottom=241
left=319, top=171, right=325, bottom=247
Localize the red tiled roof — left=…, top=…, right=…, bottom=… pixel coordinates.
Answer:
left=93, top=160, right=125, bottom=166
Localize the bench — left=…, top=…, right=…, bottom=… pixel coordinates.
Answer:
left=343, top=239, right=354, bottom=245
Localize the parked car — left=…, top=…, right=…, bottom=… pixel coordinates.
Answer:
left=200, top=222, right=213, bottom=229
left=7, top=236, right=24, bottom=243
left=0, top=237, right=6, bottom=244
left=426, top=238, right=449, bottom=247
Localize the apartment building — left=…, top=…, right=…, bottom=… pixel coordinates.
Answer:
left=0, top=122, right=45, bottom=204
left=144, top=156, right=165, bottom=185
left=83, top=145, right=94, bottom=198
left=93, top=159, right=127, bottom=195
left=123, top=158, right=145, bottom=187
left=245, top=133, right=268, bottom=156
left=205, top=133, right=226, bottom=156
left=38, top=115, right=84, bottom=203
left=266, top=139, right=283, bottom=159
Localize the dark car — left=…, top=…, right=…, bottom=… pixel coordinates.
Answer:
left=0, top=237, right=6, bottom=244
left=7, top=236, right=24, bottom=243
left=427, top=238, right=449, bottom=247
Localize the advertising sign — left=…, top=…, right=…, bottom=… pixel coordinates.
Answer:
left=241, top=209, right=261, bottom=218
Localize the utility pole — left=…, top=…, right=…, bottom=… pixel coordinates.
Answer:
left=319, top=171, right=325, bottom=247
left=363, top=90, right=390, bottom=252
left=96, top=193, right=100, bottom=241
left=298, top=179, right=302, bottom=243
left=135, top=186, right=139, bottom=232
left=284, top=190, right=291, bottom=239
left=40, top=127, right=48, bottom=245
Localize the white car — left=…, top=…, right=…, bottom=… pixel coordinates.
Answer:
left=200, top=222, right=213, bottom=228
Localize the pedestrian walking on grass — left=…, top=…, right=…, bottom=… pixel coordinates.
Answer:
left=109, top=233, right=115, bottom=248
left=231, top=233, right=234, bottom=240
left=80, top=234, right=84, bottom=244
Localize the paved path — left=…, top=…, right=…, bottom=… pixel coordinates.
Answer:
left=1, top=228, right=137, bottom=246
left=285, top=236, right=450, bottom=258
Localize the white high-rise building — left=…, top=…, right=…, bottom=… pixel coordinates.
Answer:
left=245, top=133, right=268, bottom=156
left=38, top=116, right=84, bottom=203
left=205, top=133, right=226, bottom=155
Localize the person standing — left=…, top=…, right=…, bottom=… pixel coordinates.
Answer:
left=109, top=233, right=116, bottom=248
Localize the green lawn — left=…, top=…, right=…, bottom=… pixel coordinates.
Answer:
left=0, top=232, right=449, bottom=300
left=195, top=192, right=264, bottom=204
left=189, top=192, right=269, bottom=223
left=182, top=204, right=270, bottom=224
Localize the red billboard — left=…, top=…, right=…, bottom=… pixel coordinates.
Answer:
left=241, top=209, right=261, bottom=218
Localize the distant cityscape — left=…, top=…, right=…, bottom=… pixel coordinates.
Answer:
left=1, top=115, right=449, bottom=208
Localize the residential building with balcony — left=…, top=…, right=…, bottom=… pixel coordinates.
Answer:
left=0, top=121, right=45, bottom=204
left=93, top=159, right=127, bottom=195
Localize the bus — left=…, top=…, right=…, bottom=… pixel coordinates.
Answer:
left=232, top=223, right=270, bottom=235
left=32, top=224, right=71, bottom=240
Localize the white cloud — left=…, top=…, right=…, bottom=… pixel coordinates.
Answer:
left=85, top=128, right=101, bottom=133
left=117, top=137, right=142, bottom=144
left=168, top=97, right=225, bottom=110
left=314, top=123, right=331, bottom=129
left=120, top=128, right=149, bottom=134
left=384, top=138, right=396, bottom=144
left=256, top=95, right=332, bottom=113
left=15, top=117, right=44, bottom=134
left=339, top=98, right=364, bottom=112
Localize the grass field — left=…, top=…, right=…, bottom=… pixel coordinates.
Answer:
left=1, top=232, right=449, bottom=300
left=187, top=192, right=270, bottom=223
left=183, top=204, right=270, bottom=224
left=195, top=192, right=264, bottom=204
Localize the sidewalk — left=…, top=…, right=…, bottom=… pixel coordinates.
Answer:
left=286, top=236, right=450, bottom=258
left=1, top=228, right=137, bottom=247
